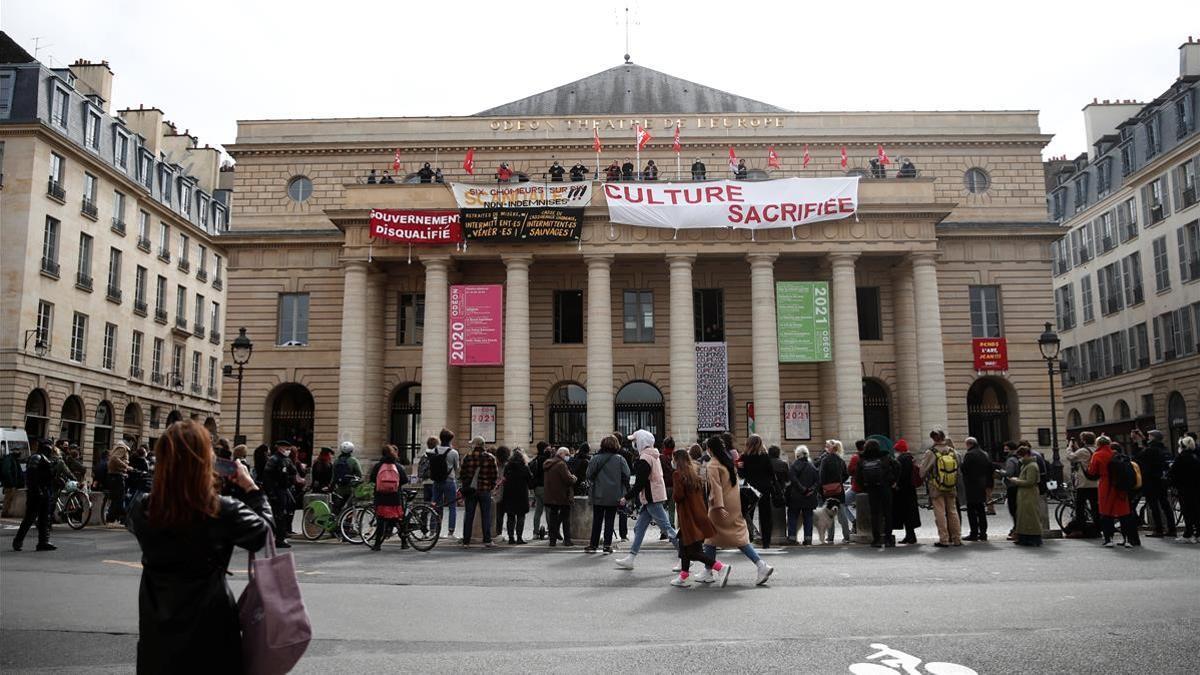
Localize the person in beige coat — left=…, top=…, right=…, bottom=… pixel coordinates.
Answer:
left=701, top=436, right=774, bottom=586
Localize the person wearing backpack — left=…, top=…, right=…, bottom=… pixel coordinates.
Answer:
left=11, top=441, right=56, bottom=551
left=855, top=439, right=896, bottom=548
left=1087, top=435, right=1139, bottom=548
left=370, top=445, right=408, bottom=551
left=332, top=441, right=363, bottom=513
left=890, top=439, right=922, bottom=545
left=961, top=437, right=993, bottom=542
left=426, top=429, right=460, bottom=538
left=920, top=428, right=962, bottom=547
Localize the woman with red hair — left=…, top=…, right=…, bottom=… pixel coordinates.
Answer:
left=127, top=419, right=273, bottom=673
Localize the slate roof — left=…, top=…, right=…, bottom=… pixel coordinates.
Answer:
left=474, top=62, right=789, bottom=117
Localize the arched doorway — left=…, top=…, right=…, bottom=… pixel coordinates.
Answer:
left=122, top=402, right=142, bottom=447
left=1167, top=391, right=1189, bottom=450
left=24, top=389, right=49, bottom=440
left=166, top=409, right=183, bottom=426
left=862, top=379, right=892, bottom=439
left=269, top=384, right=315, bottom=452
left=615, top=381, right=664, bottom=443
left=388, top=384, right=421, bottom=464
left=547, top=382, right=587, bottom=448
left=1067, top=409, right=1082, bottom=429
left=967, top=378, right=1012, bottom=456
left=59, top=396, right=85, bottom=447
left=93, top=401, right=114, bottom=458
left=1090, top=405, right=1106, bottom=424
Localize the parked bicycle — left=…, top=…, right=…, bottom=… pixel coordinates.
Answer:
left=53, top=480, right=92, bottom=530
left=1138, top=488, right=1183, bottom=530
left=300, top=478, right=373, bottom=542
left=352, top=487, right=441, bottom=552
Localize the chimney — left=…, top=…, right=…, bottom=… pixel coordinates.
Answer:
left=119, top=106, right=165, bottom=155
left=1082, top=100, right=1143, bottom=160
left=1182, top=36, right=1200, bottom=78
left=69, top=59, right=114, bottom=113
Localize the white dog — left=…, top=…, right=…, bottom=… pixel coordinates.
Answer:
left=814, top=499, right=842, bottom=544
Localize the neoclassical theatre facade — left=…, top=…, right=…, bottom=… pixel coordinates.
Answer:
left=221, top=63, right=1061, bottom=458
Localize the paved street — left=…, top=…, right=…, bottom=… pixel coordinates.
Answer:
left=2, top=514, right=1198, bottom=674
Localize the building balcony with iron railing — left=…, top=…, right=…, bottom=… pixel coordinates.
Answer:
left=46, top=178, right=66, bottom=203
left=75, top=271, right=92, bottom=291
left=212, top=276, right=223, bottom=290
left=209, top=329, right=221, bottom=345
left=207, top=386, right=218, bottom=399
left=111, top=218, right=126, bottom=236
left=133, top=299, right=148, bottom=316
left=137, top=236, right=152, bottom=252
left=196, top=268, right=207, bottom=282
left=151, top=371, right=164, bottom=385
left=178, top=258, right=190, bottom=273
left=106, top=285, right=122, bottom=303
left=154, top=307, right=168, bottom=324
left=193, top=321, right=205, bottom=338
left=130, top=365, right=144, bottom=380
left=190, top=382, right=202, bottom=395
left=81, top=197, right=99, bottom=220
left=158, top=248, right=171, bottom=263
left=41, top=257, right=60, bottom=279
left=1183, top=185, right=1197, bottom=209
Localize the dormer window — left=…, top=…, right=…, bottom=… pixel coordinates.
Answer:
left=114, top=129, right=130, bottom=171
left=84, top=107, right=101, bottom=150
left=51, top=85, right=69, bottom=128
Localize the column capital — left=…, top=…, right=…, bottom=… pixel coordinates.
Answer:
left=585, top=254, right=614, bottom=268
left=828, top=251, right=861, bottom=266
left=344, top=259, right=371, bottom=271
left=909, top=251, right=939, bottom=267
left=419, top=255, right=454, bottom=271
left=745, top=252, right=778, bottom=267
left=665, top=253, right=696, bottom=267
left=501, top=254, right=534, bottom=269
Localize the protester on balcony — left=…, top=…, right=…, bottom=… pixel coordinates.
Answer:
left=734, top=159, right=748, bottom=180
left=417, top=162, right=435, bottom=183
left=496, top=163, right=513, bottom=183
left=548, top=161, right=566, bottom=182
left=380, top=170, right=395, bottom=184
left=691, top=158, right=706, bottom=180
left=434, top=168, right=444, bottom=183
left=621, top=159, right=635, bottom=181
left=869, top=158, right=886, bottom=179
left=367, top=168, right=378, bottom=184
left=898, top=158, right=918, bottom=178
left=605, top=161, right=621, bottom=182
left=643, top=159, right=659, bottom=181
left=569, top=162, right=589, bottom=181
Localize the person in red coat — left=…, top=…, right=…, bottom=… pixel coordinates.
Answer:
left=1086, top=436, right=1138, bottom=548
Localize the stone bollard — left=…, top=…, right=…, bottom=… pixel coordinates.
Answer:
left=772, top=505, right=789, bottom=544
left=88, top=491, right=105, bottom=525
left=2, top=487, right=26, bottom=518
left=854, top=493, right=874, bottom=543
left=569, top=496, right=592, bottom=543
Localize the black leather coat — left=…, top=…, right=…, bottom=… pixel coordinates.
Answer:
left=128, top=490, right=273, bottom=674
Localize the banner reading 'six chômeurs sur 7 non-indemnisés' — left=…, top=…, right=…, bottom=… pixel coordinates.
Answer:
left=776, top=281, right=831, bottom=362
left=451, top=182, right=591, bottom=242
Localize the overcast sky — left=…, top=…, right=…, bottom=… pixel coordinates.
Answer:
left=3, top=0, right=1193, bottom=159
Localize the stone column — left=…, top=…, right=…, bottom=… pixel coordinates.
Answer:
left=911, top=252, right=948, bottom=435
left=337, top=260, right=369, bottom=447
left=363, top=269, right=386, bottom=453
left=503, top=255, right=532, bottom=447
left=892, top=265, right=921, bottom=443
left=667, top=254, right=697, bottom=443
left=747, top=253, right=781, bottom=446
left=419, top=256, right=451, bottom=440
left=586, top=255, right=614, bottom=444
left=830, top=253, right=864, bottom=443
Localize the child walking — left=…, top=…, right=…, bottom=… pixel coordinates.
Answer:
left=671, top=451, right=730, bottom=587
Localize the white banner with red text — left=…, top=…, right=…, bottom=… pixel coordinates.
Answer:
left=602, top=177, right=858, bottom=230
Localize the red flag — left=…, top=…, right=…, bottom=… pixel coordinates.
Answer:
left=877, top=144, right=891, bottom=165
left=766, top=146, right=781, bottom=169
left=462, top=148, right=475, bottom=175
left=672, top=125, right=682, bottom=153
left=593, top=127, right=602, bottom=154
left=728, top=146, right=738, bottom=172
left=635, top=124, right=652, bottom=151
left=392, top=148, right=402, bottom=172
left=802, top=144, right=811, bottom=168
left=840, top=145, right=848, bottom=169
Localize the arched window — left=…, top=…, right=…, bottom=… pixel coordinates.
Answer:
left=1113, top=400, right=1131, bottom=421
left=1089, top=404, right=1106, bottom=424
left=269, top=384, right=315, bottom=451
left=862, top=379, right=891, bottom=439
left=389, top=384, right=421, bottom=464
left=548, top=383, right=587, bottom=448
left=122, top=402, right=143, bottom=447
left=24, top=389, right=49, bottom=440
left=1067, top=408, right=1082, bottom=429
left=615, top=381, right=664, bottom=442
left=93, top=401, right=114, bottom=457
left=967, top=378, right=1013, bottom=455
left=60, top=395, right=85, bottom=447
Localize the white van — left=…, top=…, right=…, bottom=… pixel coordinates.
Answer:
left=0, top=428, right=30, bottom=458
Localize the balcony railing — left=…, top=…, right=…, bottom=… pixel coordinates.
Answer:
left=1150, top=203, right=1165, bottom=224
left=196, top=268, right=207, bottom=282
left=154, top=307, right=168, bottom=324
left=209, top=329, right=221, bottom=345
left=158, top=248, right=171, bottom=263
left=41, top=257, right=60, bottom=278
left=357, top=165, right=927, bottom=185
left=81, top=197, right=99, bottom=220
left=133, top=299, right=148, bottom=316
left=213, top=276, right=223, bottom=290
left=178, top=258, right=190, bottom=273
left=130, top=366, right=144, bottom=380
left=190, top=382, right=202, bottom=395
left=46, top=178, right=66, bottom=202
left=137, top=236, right=152, bottom=252
left=175, top=316, right=188, bottom=330
left=193, top=322, right=205, bottom=338
left=207, top=386, right=218, bottom=398
left=1184, top=186, right=1197, bottom=209
left=151, top=372, right=164, bottom=385
left=111, top=218, right=126, bottom=235
left=106, top=285, right=122, bottom=303
left=75, top=271, right=93, bottom=291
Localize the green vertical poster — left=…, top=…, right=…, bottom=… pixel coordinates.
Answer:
left=777, top=281, right=832, bottom=362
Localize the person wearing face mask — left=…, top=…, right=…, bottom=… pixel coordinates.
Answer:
left=262, top=439, right=299, bottom=548
left=548, top=160, right=566, bottom=182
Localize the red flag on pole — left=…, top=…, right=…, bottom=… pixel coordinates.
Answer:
left=392, top=148, right=402, bottom=172
left=462, top=148, right=475, bottom=175
left=635, top=124, right=652, bottom=151
left=877, top=144, right=891, bottom=165
left=672, top=125, right=682, bottom=153
left=593, top=127, right=602, bottom=154
left=766, top=146, right=781, bottom=169
left=802, top=144, right=811, bottom=169
left=728, top=146, right=738, bottom=173
left=840, top=146, right=848, bottom=169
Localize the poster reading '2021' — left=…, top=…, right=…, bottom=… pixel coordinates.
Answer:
left=776, top=281, right=832, bottom=362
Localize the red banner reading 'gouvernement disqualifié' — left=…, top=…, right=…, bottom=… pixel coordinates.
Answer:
left=369, top=209, right=463, bottom=244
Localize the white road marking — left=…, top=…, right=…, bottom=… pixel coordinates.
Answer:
left=101, top=559, right=142, bottom=570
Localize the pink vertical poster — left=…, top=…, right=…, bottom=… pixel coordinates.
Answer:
left=448, top=284, right=504, bottom=366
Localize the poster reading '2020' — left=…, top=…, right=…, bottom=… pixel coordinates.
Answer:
left=448, top=284, right=503, bottom=366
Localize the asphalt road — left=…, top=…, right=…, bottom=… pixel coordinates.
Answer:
left=1, top=517, right=1198, bottom=674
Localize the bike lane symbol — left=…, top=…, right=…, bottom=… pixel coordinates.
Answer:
left=848, top=643, right=978, bottom=675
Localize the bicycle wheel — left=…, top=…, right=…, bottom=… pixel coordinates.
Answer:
left=405, top=504, right=442, bottom=552
left=99, top=495, right=110, bottom=524
left=1054, top=500, right=1073, bottom=531
left=339, top=506, right=371, bottom=544
left=301, top=505, right=327, bottom=541
left=64, top=491, right=91, bottom=530
left=356, top=507, right=378, bottom=545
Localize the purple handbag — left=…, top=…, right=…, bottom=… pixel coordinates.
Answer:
left=238, top=533, right=312, bottom=675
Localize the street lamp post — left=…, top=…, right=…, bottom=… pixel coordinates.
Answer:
left=23, top=329, right=48, bottom=357
left=228, top=328, right=253, bottom=446
left=1038, top=322, right=1063, bottom=485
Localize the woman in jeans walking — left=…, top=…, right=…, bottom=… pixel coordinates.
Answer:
left=585, top=436, right=630, bottom=554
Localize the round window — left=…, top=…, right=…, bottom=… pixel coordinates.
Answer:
left=964, top=167, right=991, bottom=194
left=287, top=176, right=313, bottom=202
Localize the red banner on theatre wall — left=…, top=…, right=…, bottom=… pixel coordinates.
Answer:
left=973, top=338, right=1008, bottom=371
left=368, top=209, right=463, bottom=244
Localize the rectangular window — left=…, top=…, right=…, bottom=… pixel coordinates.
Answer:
left=180, top=182, right=192, bottom=215
left=107, top=247, right=122, bottom=294
left=114, top=130, right=129, bottom=171
left=552, top=290, right=584, bottom=344
left=1176, top=306, right=1196, bottom=357
left=1145, top=114, right=1162, bottom=158
left=191, top=351, right=201, bottom=389
left=171, top=344, right=183, bottom=384
left=214, top=255, right=223, bottom=283
left=1073, top=173, right=1090, bottom=209
left=83, top=172, right=97, bottom=202
left=1120, top=140, right=1136, bottom=176
left=1097, top=212, right=1116, bottom=252
left=113, top=190, right=126, bottom=226
left=198, top=245, right=208, bottom=273
left=1177, top=91, right=1196, bottom=138
left=856, top=287, right=882, bottom=340
left=277, top=292, right=310, bottom=346
left=155, top=275, right=167, bottom=313
left=151, top=338, right=164, bottom=381
left=397, top=293, right=425, bottom=345
left=135, top=266, right=148, bottom=305
left=693, top=289, right=725, bottom=342
left=214, top=207, right=226, bottom=231
left=49, top=152, right=64, bottom=185
left=158, top=223, right=170, bottom=256
left=102, top=323, right=117, bottom=370
left=138, top=210, right=150, bottom=243
left=1180, top=221, right=1200, bottom=283
left=159, top=168, right=172, bottom=205
left=969, top=285, right=1003, bottom=337
left=42, top=217, right=60, bottom=274
left=36, top=301, right=53, bottom=349
left=70, top=312, right=87, bottom=363
left=0, top=71, right=14, bottom=118
left=176, top=285, right=187, bottom=320
left=84, top=109, right=101, bottom=150
left=1051, top=189, right=1067, bottom=221
left=178, top=233, right=189, bottom=263
left=1153, top=236, right=1171, bottom=291
left=623, top=290, right=655, bottom=343
left=139, top=153, right=153, bottom=189
left=1121, top=252, right=1144, bottom=306
left=210, top=301, right=220, bottom=336
left=208, top=356, right=218, bottom=393
left=1078, top=222, right=1094, bottom=263
left=77, top=232, right=93, bottom=282
left=1144, top=177, right=1171, bottom=225
left=1054, top=285, right=1075, bottom=331
left=1117, top=197, right=1138, bottom=241
left=198, top=195, right=210, bottom=228
left=194, top=294, right=205, bottom=329
left=51, top=86, right=69, bottom=128
left=1096, top=159, right=1112, bottom=196
left=131, top=330, right=143, bottom=376
left=1080, top=274, right=1094, bottom=323
left=1098, top=262, right=1125, bottom=315
left=1128, top=323, right=1150, bottom=370
left=1175, top=159, right=1198, bottom=211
